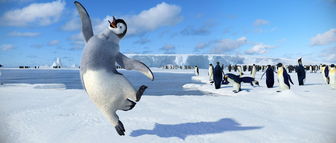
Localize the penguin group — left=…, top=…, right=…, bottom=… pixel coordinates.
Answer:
left=206, top=57, right=336, bottom=93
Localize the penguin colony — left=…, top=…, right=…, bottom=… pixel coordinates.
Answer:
left=207, top=58, right=335, bottom=93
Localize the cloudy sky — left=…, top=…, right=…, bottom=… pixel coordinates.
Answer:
left=0, top=0, right=335, bottom=67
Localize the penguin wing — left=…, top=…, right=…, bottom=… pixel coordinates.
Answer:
left=74, top=1, right=94, bottom=42
left=288, top=74, right=294, bottom=85
left=116, top=52, right=154, bottom=80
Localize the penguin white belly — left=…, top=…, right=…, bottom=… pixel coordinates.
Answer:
left=83, top=70, right=137, bottom=110
left=251, top=70, right=256, bottom=78
left=227, top=78, right=240, bottom=91
left=209, top=69, right=213, bottom=81
left=277, top=74, right=289, bottom=90
left=330, top=69, right=336, bottom=88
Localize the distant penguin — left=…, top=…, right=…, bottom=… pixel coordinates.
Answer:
left=296, top=58, right=306, bottom=86
left=75, top=1, right=154, bottom=136
left=329, top=64, right=336, bottom=89
left=277, top=63, right=294, bottom=91
left=321, top=65, right=330, bottom=84
left=251, top=64, right=256, bottom=78
left=208, top=64, right=214, bottom=83
left=213, top=62, right=223, bottom=89
left=237, top=65, right=243, bottom=77
left=194, top=66, right=199, bottom=76
left=261, top=65, right=274, bottom=88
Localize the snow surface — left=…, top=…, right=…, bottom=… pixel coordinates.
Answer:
left=1, top=69, right=336, bottom=143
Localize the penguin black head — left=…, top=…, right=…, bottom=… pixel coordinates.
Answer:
left=277, top=63, right=283, bottom=68
left=298, top=57, right=302, bottom=64
left=108, top=16, right=127, bottom=39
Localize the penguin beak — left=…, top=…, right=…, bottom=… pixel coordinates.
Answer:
left=108, top=16, right=117, bottom=28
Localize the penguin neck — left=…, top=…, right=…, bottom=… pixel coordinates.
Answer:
left=100, top=28, right=120, bottom=43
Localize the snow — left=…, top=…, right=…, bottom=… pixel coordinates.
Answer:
left=0, top=69, right=336, bottom=143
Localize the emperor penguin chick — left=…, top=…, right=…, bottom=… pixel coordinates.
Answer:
left=75, top=1, right=154, bottom=136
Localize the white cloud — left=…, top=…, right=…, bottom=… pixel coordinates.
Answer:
left=253, top=19, right=269, bottom=26
left=1, top=44, right=15, bottom=51
left=0, top=0, right=65, bottom=26
left=311, top=28, right=336, bottom=46
left=95, top=2, right=182, bottom=36
left=180, top=23, right=211, bottom=36
left=320, top=46, right=336, bottom=63
left=210, top=37, right=247, bottom=53
left=62, top=18, right=80, bottom=31
left=195, top=42, right=208, bottom=49
left=134, top=37, right=150, bottom=45
left=245, top=43, right=274, bottom=55
left=8, top=31, right=40, bottom=37
left=160, top=44, right=176, bottom=54
left=61, top=10, right=80, bottom=31
left=0, top=0, right=34, bottom=3
left=48, top=40, right=60, bottom=46
left=194, top=42, right=209, bottom=52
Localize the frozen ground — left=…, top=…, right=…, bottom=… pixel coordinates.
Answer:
left=0, top=69, right=336, bottom=143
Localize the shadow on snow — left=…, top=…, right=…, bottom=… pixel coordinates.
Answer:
left=130, top=118, right=263, bottom=140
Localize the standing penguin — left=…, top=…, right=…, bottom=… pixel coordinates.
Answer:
left=213, top=62, right=223, bottom=89
left=321, top=65, right=330, bottom=84
left=296, top=58, right=306, bottom=85
left=194, top=66, right=199, bottom=76
left=75, top=1, right=154, bottom=136
left=277, top=63, right=294, bottom=91
left=208, top=64, right=214, bottom=83
left=261, top=65, right=274, bottom=88
left=329, top=64, right=336, bottom=89
left=251, top=64, right=256, bottom=78
left=237, top=65, right=243, bottom=77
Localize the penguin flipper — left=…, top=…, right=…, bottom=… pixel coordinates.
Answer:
left=74, top=1, right=94, bottom=42
left=116, top=52, right=154, bottom=80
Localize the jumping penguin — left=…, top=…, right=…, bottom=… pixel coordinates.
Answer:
left=74, top=1, right=154, bottom=136
left=276, top=63, right=293, bottom=91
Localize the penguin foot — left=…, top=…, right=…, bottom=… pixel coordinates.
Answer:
left=233, top=90, right=239, bottom=93
left=115, top=120, right=125, bottom=136
left=136, top=85, right=147, bottom=102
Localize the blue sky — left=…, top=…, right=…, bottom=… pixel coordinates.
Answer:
left=0, top=0, right=335, bottom=67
